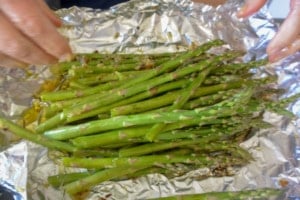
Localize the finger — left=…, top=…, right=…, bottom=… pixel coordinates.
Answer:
left=268, top=37, right=300, bottom=62
left=36, top=0, right=62, bottom=27
left=237, top=0, right=267, bottom=18
left=0, top=12, right=57, bottom=65
left=267, top=0, right=300, bottom=60
left=291, top=0, right=300, bottom=8
left=0, top=53, right=27, bottom=68
left=0, top=0, right=73, bottom=61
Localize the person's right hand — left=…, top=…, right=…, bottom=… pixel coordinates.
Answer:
left=237, top=0, right=300, bottom=62
left=0, top=0, right=72, bottom=68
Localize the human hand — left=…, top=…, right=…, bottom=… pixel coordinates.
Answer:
left=237, top=0, right=300, bottom=62
left=0, top=0, right=72, bottom=68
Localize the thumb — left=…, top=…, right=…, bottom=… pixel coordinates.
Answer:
left=37, top=0, right=62, bottom=27
left=237, top=0, right=267, bottom=18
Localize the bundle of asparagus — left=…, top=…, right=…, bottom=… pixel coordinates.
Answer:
left=0, top=40, right=297, bottom=198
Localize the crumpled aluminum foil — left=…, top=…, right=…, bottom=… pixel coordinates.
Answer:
left=1, top=0, right=300, bottom=199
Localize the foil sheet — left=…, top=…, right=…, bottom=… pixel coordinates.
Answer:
left=1, top=0, right=300, bottom=199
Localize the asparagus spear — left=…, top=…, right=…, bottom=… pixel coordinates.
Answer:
left=118, top=137, right=221, bottom=157
left=203, top=74, right=246, bottom=85
left=63, top=166, right=148, bottom=195
left=72, top=148, right=119, bottom=157
left=182, top=90, right=238, bottom=109
left=211, top=59, right=268, bottom=75
left=62, top=156, right=252, bottom=196
left=67, top=52, right=179, bottom=76
left=50, top=52, right=152, bottom=74
left=70, top=116, right=244, bottom=149
left=40, top=76, right=125, bottom=101
left=0, top=115, right=77, bottom=153
left=35, top=112, right=67, bottom=134
left=62, top=154, right=211, bottom=169
left=70, top=128, right=213, bottom=149
left=48, top=171, right=95, bottom=188
left=70, top=70, right=145, bottom=86
left=70, top=125, right=149, bottom=148
left=68, top=63, right=142, bottom=76
left=118, top=121, right=252, bottom=157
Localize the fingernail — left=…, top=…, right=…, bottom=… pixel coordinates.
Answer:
left=59, top=53, right=73, bottom=62
left=8, top=61, right=28, bottom=68
left=237, top=5, right=247, bottom=17
left=268, top=50, right=288, bottom=63
left=8, top=63, right=27, bottom=68
left=17, top=63, right=28, bottom=68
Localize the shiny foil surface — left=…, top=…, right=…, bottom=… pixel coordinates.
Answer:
left=0, top=0, right=300, bottom=199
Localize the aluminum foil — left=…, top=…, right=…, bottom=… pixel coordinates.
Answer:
left=1, top=0, right=300, bottom=199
